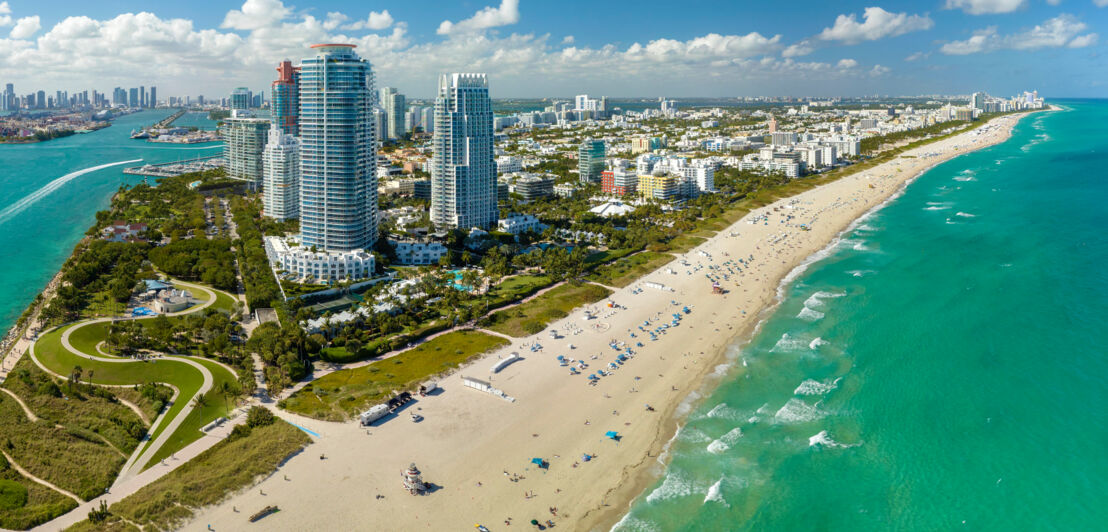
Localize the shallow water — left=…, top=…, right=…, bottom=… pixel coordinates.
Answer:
left=616, top=100, right=1108, bottom=531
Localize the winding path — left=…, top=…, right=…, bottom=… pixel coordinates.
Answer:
left=0, top=387, right=40, bottom=422
left=0, top=450, right=81, bottom=503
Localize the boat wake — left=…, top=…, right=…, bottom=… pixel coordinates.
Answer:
left=0, top=159, right=142, bottom=225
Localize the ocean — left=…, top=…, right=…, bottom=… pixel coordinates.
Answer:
left=616, top=100, right=1108, bottom=531
left=0, top=110, right=222, bottom=332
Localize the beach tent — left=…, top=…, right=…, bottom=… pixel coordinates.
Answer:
left=530, top=458, right=548, bottom=469
left=605, top=431, right=620, bottom=441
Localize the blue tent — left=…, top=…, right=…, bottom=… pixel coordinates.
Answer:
left=531, top=458, right=547, bottom=468
left=605, top=431, right=620, bottom=440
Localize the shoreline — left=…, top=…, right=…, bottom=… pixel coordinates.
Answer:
left=584, top=110, right=1040, bottom=531
left=179, top=111, right=1039, bottom=532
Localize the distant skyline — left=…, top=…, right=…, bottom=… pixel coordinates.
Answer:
left=0, top=0, right=1105, bottom=98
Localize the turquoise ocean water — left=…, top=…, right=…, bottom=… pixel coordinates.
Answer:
left=617, top=100, right=1108, bottom=531
left=0, top=110, right=222, bottom=331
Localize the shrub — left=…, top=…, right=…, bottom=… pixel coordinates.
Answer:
left=522, top=321, right=546, bottom=335
left=0, top=479, right=28, bottom=510
left=245, top=407, right=275, bottom=428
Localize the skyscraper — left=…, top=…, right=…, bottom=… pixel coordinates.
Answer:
left=380, top=87, right=406, bottom=140
left=128, top=88, right=139, bottom=108
left=149, top=86, right=157, bottom=108
left=430, top=73, right=498, bottom=230
left=221, top=110, right=270, bottom=189
left=263, top=125, right=300, bottom=221
left=578, top=139, right=606, bottom=184
left=271, top=60, right=300, bottom=136
left=231, top=87, right=251, bottom=110
left=299, top=43, right=377, bottom=252
left=139, top=85, right=145, bottom=108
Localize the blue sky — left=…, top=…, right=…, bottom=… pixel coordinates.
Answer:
left=1, top=0, right=1105, bottom=98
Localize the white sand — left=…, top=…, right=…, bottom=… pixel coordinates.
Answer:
left=181, top=114, right=1029, bottom=532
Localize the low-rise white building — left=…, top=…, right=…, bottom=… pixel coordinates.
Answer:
left=265, top=236, right=375, bottom=283
left=389, top=240, right=448, bottom=265
left=498, top=214, right=547, bottom=235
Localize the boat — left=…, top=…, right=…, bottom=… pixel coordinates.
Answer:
left=129, top=129, right=151, bottom=139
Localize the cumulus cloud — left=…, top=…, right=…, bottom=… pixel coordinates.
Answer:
left=905, top=51, right=930, bottom=61
left=1095, top=0, right=1108, bottom=7
left=561, top=35, right=574, bottom=44
left=818, top=7, right=933, bottom=45
left=941, top=14, right=1096, bottom=54
left=9, top=15, right=39, bottom=39
left=944, top=0, right=1027, bottom=15
left=870, top=64, right=891, bottom=76
left=0, top=0, right=893, bottom=97
left=0, top=1, right=11, bottom=26
left=345, top=10, right=394, bottom=31
left=221, top=0, right=290, bottom=30
left=437, top=0, right=520, bottom=36
left=782, top=40, right=814, bottom=57
left=837, top=58, right=859, bottom=68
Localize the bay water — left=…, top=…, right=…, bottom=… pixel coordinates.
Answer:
left=0, top=110, right=221, bottom=331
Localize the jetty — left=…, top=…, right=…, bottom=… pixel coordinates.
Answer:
left=152, top=109, right=187, bottom=129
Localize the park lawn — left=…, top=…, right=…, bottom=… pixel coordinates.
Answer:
left=65, top=420, right=311, bottom=532
left=586, top=251, right=675, bottom=288
left=482, top=273, right=553, bottom=307
left=484, top=282, right=612, bottom=337
left=667, top=234, right=707, bottom=253
left=141, top=358, right=241, bottom=470
left=67, top=322, right=112, bottom=358
left=2, top=359, right=146, bottom=456
left=33, top=325, right=206, bottom=470
left=0, top=394, right=125, bottom=502
left=208, top=289, right=238, bottom=314
left=584, top=247, right=638, bottom=266
left=282, top=330, right=510, bottom=421
left=0, top=463, right=78, bottom=531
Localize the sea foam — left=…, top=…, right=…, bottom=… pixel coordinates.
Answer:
left=808, top=430, right=861, bottom=449
left=794, top=378, right=840, bottom=396
left=774, top=398, right=824, bottom=424
left=703, top=477, right=729, bottom=507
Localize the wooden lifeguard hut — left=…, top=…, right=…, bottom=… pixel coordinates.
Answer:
left=402, top=463, right=426, bottom=495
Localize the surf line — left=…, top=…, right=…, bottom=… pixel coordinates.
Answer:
left=0, top=159, right=143, bottom=225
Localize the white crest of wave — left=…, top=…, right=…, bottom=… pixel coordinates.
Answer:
left=794, top=377, right=840, bottom=396
left=703, top=477, right=729, bottom=507
left=956, top=212, right=976, bottom=218
left=706, top=427, right=744, bottom=454
left=797, top=307, right=824, bottom=321
left=809, top=337, right=828, bottom=350
left=808, top=430, right=862, bottom=449
left=771, top=333, right=806, bottom=353
left=645, top=472, right=703, bottom=503
left=774, top=398, right=824, bottom=424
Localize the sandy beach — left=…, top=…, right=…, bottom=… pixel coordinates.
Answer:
left=177, top=113, right=1030, bottom=532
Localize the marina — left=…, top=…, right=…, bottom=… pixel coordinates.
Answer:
left=122, top=154, right=224, bottom=179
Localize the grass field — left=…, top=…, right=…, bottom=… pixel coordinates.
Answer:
left=586, top=252, right=675, bottom=288
left=484, top=282, right=612, bottom=337
left=64, top=419, right=311, bottom=532
left=282, top=330, right=510, bottom=421
left=141, top=358, right=240, bottom=470
left=208, top=289, right=238, bottom=314
left=667, top=234, right=707, bottom=253
left=0, top=462, right=77, bottom=531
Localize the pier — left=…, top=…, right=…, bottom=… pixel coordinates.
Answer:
left=122, top=155, right=225, bottom=179
left=151, top=109, right=187, bottom=129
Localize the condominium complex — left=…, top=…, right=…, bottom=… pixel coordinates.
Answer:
left=262, top=125, right=300, bottom=221
left=578, top=138, right=606, bottom=184
left=430, top=73, right=498, bottom=230
left=381, top=87, right=406, bottom=140
left=230, top=87, right=252, bottom=110
left=298, top=44, right=378, bottom=253
left=220, top=110, right=270, bottom=188
left=271, top=61, right=300, bottom=136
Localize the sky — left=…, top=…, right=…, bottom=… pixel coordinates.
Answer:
left=0, top=0, right=1106, bottom=99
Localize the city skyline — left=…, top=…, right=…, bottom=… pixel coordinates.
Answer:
left=0, top=0, right=1104, bottom=98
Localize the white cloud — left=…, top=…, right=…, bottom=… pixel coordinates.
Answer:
left=0, top=0, right=893, bottom=97
left=0, top=1, right=11, bottom=26
left=1096, top=0, right=1108, bottom=7
left=944, top=0, right=1027, bottom=14
left=782, top=40, right=814, bottom=57
left=818, top=7, right=933, bottom=45
left=941, top=14, right=1095, bottom=54
left=1068, top=33, right=1098, bottom=47
left=345, top=10, right=394, bottom=31
left=870, top=64, right=891, bottom=76
left=905, top=51, right=930, bottom=61
left=1045, top=0, right=1061, bottom=5
left=221, top=0, right=290, bottom=30
left=562, top=35, right=574, bottom=44
left=837, top=58, right=859, bottom=68
left=437, top=0, right=520, bottom=36
left=10, top=15, right=39, bottom=39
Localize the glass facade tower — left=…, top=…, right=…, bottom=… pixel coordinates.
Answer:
left=271, top=61, right=300, bottom=136
left=431, top=73, right=498, bottom=230
left=298, top=44, right=377, bottom=252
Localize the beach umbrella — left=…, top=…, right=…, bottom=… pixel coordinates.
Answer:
left=531, top=457, right=546, bottom=468
left=605, top=430, right=620, bottom=440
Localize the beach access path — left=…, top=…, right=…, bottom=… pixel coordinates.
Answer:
left=175, top=113, right=1033, bottom=532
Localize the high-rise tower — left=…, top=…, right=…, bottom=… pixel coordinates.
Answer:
left=271, top=61, right=300, bottom=136
left=298, top=44, right=377, bottom=252
left=263, top=125, right=300, bottom=221
left=430, top=73, right=498, bottom=230
left=380, top=87, right=406, bottom=140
